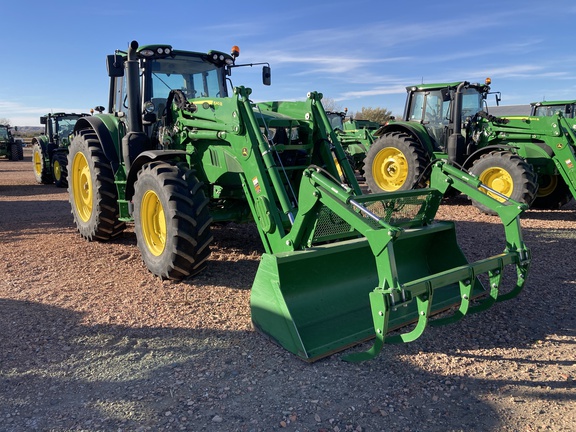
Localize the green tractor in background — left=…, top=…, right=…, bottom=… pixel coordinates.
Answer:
left=66, top=41, right=530, bottom=362
left=530, top=100, right=576, bottom=118
left=326, top=109, right=380, bottom=173
left=0, top=124, right=24, bottom=161
left=364, top=80, right=539, bottom=214
left=32, top=112, right=91, bottom=186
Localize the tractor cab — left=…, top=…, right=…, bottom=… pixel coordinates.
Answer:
left=530, top=100, right=576, bottom=118
left=403, top=81, right=489, bottom=152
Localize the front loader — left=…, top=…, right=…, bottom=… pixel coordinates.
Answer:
left=67, top=41, right=530, bottom=362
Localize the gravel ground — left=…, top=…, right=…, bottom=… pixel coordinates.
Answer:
left=1, top=149, right=575, bottom=431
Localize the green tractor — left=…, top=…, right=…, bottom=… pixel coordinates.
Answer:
left=530, top=100, right=576, bottom=118
left=0, top=124, right=24, bottom=161
left=364, top=80, right=539, bottom=214
left=472, top=111, right=576, bottom=209
left=32, top=113, right=91, bottom=186
left=67, top=41, right=530, bottom=362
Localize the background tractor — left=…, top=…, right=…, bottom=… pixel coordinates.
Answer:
left=472, top=111, right=576, bottom=209
left=363, top=80, right=538, bottom=214
left=66, top=41, right=530, bottom=362
left=326, top=109, right=380, bottom=173
left=32, top=112, right=91, bottom=186
left=0, top=124, right=24, bottom=161
left=530, top=100, right=576, bottom=118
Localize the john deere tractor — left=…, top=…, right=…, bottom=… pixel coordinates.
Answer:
left=0, top=124, right=23, bottom=161
left=66, top=41, right=530, bottom=362
left=32, top=112, right=91, bottom=186
left=364, top=80, right=539, bottom=214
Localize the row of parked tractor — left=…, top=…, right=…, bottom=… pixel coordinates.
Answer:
left=13, top=40, right=548, bottom=362
left=30, top=80, right=576, bottom=218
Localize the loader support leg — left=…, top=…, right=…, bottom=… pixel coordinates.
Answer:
left=429, top=278, right=474, bottom=327
left=342, top=285, right=433, bottom=362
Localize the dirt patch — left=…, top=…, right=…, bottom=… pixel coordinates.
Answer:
left=1, top=149, right=575, bottom=431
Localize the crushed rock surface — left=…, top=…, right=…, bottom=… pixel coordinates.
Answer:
left=1, top=149, right=575, bottom=431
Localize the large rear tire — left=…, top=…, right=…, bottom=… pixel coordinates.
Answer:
left=364, top=131, right=429, bottom=192
left=52, top=150, right=69, bottom=188
left=67, top=130, right=126, bottom=241
left=32, top=143, right=53, bottom=184
left=531, top=174, right=572, bottom=209
left=469, top=151, right=537, bottom=215
left=133, top=161, right=213, bottom=280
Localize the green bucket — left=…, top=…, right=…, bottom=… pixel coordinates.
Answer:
left=250, top=221, right=483, bottom=361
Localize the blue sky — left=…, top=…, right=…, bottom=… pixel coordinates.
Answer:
left=2, top=0, right=576, bottom=126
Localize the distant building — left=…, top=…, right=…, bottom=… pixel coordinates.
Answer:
left=487, top=104, right=531, bottom=117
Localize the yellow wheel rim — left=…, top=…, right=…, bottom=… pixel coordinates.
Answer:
left=53, top=159, right=61, bottom=181
left=71, top=152, right=93, bottom=222
left=536, top=175, right=557, bottom=197
left=33, top=149, right=42, bottom=177
left=372, top=147, right=408, bottom=191
left=478, top=167, right=513, bottom=202
left=141, top=190, right=166, bottom=256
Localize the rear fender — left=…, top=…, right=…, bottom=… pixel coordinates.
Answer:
left=73, top=115, right=122, bottom=172
left=125, top=150, right=188, bottom=200
left=378, top=123, right=436, bottom=154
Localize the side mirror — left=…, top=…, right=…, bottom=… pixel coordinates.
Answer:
left=262, top=66, right=271, bottom=86
left=40, top=116, right=47, bottom=125
left=107, top=54, right=125, bottom=78
left=142, top=112, right=157, bottom=125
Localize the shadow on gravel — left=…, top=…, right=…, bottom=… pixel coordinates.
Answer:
left=0, top=297, right=514, bottom=432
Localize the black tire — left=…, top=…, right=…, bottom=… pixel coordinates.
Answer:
left=16, top=141, right=24, bottom=160
left=32, top=143, right=53, bottom=184
left=133, top=161, right=213, bottom=280
left=10, top=142, right=22, bottom=161
left=532, top=174, right=572, bottom=209
left=67, top=130, right=126, bottom=241
left=52, top=151, right=69, bottom=188
left=469, top=151, right=538, bottom=215
left=363, top=131, right=429, bottom=192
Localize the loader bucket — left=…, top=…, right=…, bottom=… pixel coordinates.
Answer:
left=250, top=221, right=485, bottom=362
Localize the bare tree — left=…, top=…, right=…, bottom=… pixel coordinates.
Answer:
left=354, top=107, right=393, bottom=124
left=0, top=117, right=11, bottom=126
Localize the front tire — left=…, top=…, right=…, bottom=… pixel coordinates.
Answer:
left=364, top=131, right=429, bottom=192
left=67, top=130, right=125, bottom=241
left=133, top=161, right=213, bottom=280
left=469, top=151, right=537, bottom=215
left=32, top=143, right=53, bottom=184
left=531, top=174, right=572, bottom=209
left=52, top=150, right=69, bottom=188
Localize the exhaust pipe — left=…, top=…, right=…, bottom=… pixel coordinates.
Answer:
left=122, top=40, right=149, bottom=171
left=447, top=81, right=468, bottom=164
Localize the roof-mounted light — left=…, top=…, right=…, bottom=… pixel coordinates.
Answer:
left=140, top=49, right=155, bottom=57
left=485, top=77, right=492, bottom=85
left=231, top=45, right=240, bottom=59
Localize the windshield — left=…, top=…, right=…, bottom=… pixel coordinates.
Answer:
left=0, top=127, right=8, bottom=140
left=148, top=55, right=227, bottom=100
left=327, top=113, right=344, bottom=130
left=55, top=117, right=80, bottom=137
left=533, top=104, right=575, bottom=118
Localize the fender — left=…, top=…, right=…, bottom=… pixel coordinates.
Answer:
left=376, top=122, right=437, bottom=154
left=73, top=115, right=122, bottom=172
left=125, top=150, right=188, bottom=200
